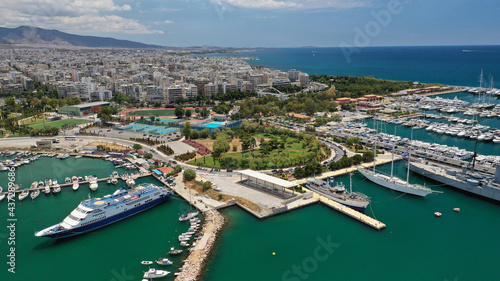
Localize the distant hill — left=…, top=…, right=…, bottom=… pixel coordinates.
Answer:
left=0, top=26, right=164, bottom=49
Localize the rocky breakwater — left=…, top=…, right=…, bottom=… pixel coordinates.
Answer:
left=174, top=209, right=225, bottom=281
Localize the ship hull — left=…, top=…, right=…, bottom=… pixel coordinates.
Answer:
left=39, top=193, right=172, bottom=239
left=409, top=163, right=500, bottom=202
left=306, top=185, right=369, bottom=211
left=358, top=168, right=432, bottom=197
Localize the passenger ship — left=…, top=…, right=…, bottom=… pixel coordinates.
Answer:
left=35, top=184, right=174, bottom=239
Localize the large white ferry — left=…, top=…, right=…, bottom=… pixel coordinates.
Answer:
left=35, top=184, right=174, bottom=239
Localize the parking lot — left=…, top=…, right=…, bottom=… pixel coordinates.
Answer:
left=198, top=171, right=285, bottom=208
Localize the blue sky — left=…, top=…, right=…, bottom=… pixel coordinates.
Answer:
left=1, top=0, right=499, bottom=47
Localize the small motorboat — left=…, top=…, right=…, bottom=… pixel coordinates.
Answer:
left=31, top=181, right=38, bottom=189
left=179, top=211, right=199, bottom=222
left=38, top=181, right=44, bottom=188
left=110, top=178, right=118, bottom=185
left=180, top=241, right=190, bottom=247
left=143, top=268, right=170, bottom=279
left=155, top=258, right=173, bottom=266
left=141, top=261, right=153, bottom=265
left=126, top=177, right=135, bottom=187
left=434, top=212, right=442, bottom=217
left=30, top=188, right=40, bottom=200
left=0, top=194, right=5, bottom=202
left=72, top=176, right=79, bottom=191
left=43, top=185, right=51, bottom=194
left=168, top=247, right=183, bottom=256
left=65, top=177, right=72, bottom=184
left=89, top=176, right=98, bottom=191
left=52, top=181, right=61, bottom=194
left=74, top=155, right=82, bottom=159
left=19, top=189, right=30, bottom=201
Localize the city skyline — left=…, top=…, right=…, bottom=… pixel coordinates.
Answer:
left=0, top=0, right=499, bottom=48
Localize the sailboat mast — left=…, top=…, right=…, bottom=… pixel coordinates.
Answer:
left=472, top=137, right=478, bottom=172
left=349, top=172, right=352, bottom=194
left=406, top=128, right=413, bottom=183
left=391, top=126, right=396, bottom=178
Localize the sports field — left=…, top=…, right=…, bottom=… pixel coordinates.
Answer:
left=127, top=109, right=176, bottom=116
left=30, top=119, right=90, bottom=129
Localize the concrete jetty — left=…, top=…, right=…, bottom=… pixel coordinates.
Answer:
left=312, top=190, right=385, bottom=230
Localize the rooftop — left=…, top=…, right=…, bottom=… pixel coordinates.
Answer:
left=239, top=169, right=297, bottom=188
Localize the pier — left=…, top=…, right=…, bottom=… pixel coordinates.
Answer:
left=316, top=191, right=386, bottom=230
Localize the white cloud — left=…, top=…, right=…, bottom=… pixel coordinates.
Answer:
left=152, top=20, right=175, bottom=25
left=210, top=0, right=371, bottom=10
left=0, top=0, right=160, bottom=34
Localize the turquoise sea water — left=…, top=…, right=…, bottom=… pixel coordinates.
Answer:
left=0, top=157, right=192, bottom=281
left=204, top=163, right=500, bottom=281
left=208, top=46, right=500, bottom=86
left=362, top=92, right=500, bottom=156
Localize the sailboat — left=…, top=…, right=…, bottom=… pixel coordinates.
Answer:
left=358, top=127, right=436, bottom=197
left=179, top=186, right=199, bottom=221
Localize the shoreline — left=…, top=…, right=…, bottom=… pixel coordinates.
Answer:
left=174, top=209, right=225, bottom=281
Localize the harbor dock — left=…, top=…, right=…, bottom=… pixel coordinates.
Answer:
left=315, top=191, right=385, bottom=230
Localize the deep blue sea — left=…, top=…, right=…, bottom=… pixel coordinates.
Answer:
left=214, top=46, right=500, bottom=86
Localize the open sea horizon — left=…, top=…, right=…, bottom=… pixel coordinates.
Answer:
left=210, top=45, right=500, bottom=87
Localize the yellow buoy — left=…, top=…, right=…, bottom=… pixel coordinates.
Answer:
left=272, top=252, right=276, bottom=256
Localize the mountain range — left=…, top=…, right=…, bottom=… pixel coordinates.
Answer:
left=0, top=26, right=163, bottom=49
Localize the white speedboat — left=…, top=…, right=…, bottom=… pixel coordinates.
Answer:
left=31, top=189, right=40, bottom=200
left=65, top=177, right=72, bottom=184
left=141, top=261, right=153, bottom=265
left=179, top=211, right=199, bottom=222
left=143, top=268, right=170, bottom=279
left=72, top=176, right=79, bottom=191
left=110, top=178, right=118, bottom=185
left=19, top=189, right=30, bottom=201
left=89, top=176, right=98, bottom=191
left=52, top=180, right=61, bottom=194
left=126, top=177, right=135, bottom=187
left=45, top=178, right=52, bottom=187
left=0, top=194, right=5, bottom=202
left=156, top=258, right=173, bottom=266
left=31, top=181, right=38, bottom=189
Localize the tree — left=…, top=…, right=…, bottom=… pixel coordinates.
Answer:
left=200, top=128, right=210, bottom=138
left=202, top=181, right=212, bottom=191
left=185, top=109, right=192, bottom=118
left=201, top=107, right=209, bottom=118
left=133, top=143, right=142, bottom=150
left=213, top=133, right=230, bottom=159
left=183, top=169, right=196, bottom=181
left=175, top=105, right=184, bottom=119
left=144, top=153, right=153, bottom=159
left=183, top=122, right=191, bottom=139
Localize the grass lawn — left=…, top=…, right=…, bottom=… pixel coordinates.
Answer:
left=187, top=134, right=316, bottom=169
left=30, top=119, right=90, bottom=129
left=128, top=109, right=176, bottom=116
left=21, top=115, right=48, bottom=126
